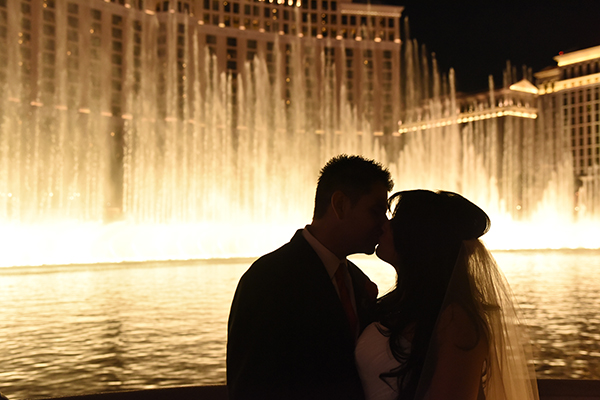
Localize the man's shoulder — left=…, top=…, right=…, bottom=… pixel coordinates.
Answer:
left=244, top=230, right=315, bottom=275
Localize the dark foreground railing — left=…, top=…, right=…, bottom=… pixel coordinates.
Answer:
left=29, top=380, right=600, bottom=400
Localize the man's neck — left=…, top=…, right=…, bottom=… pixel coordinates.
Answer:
left=306, top=223, right=347, bottom=260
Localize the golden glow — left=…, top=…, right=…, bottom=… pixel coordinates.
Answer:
left=1, top=217, right=597, bottom=268
left=0, top=222, right=300, bottom=268
left=482, top=213, right=600, bottom=250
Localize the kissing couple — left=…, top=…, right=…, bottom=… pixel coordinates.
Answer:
left=227, top=155, right=539, bottom=400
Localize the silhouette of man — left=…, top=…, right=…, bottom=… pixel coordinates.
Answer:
left=227, top=155, right=393, bottom=400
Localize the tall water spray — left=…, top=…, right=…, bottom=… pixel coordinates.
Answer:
left=0, top=3, right=597, bottom=267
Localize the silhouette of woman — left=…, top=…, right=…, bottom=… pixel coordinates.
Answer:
left=355, top=190, right=539, bottom=400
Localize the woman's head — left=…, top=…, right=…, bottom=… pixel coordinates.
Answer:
left=378, top=190, right=489, bottom=277
left=376, top=190, right=491, bottom=397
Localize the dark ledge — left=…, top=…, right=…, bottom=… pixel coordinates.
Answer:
left=27, top=380, right=600, bottom=400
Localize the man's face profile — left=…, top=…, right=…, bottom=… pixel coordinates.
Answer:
left=341, top=183, right=389, bottom=255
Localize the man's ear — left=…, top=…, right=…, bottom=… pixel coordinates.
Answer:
left=331, top=190, right=350, bottom=220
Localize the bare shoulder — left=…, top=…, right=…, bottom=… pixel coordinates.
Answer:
left=428, top=304, right=489, bottom=400
left=436, top=303, right=488, bottom=352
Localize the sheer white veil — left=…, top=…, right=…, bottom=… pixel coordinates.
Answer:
left=415, top=238, right=540, bottom=400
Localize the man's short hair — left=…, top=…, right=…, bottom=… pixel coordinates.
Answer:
left=313, top=154, right=393, bottom=219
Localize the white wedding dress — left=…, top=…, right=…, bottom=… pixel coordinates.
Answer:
left=355, top=322, right=403, bottom=400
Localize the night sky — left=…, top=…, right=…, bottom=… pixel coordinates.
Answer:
left=369, top=0, right=600, bottom=94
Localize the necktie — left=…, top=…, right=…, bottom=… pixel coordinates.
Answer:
left=334, top=262, right=359, bottom=341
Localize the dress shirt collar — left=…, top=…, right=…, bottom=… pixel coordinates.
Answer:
left=302, top=225, right=346, bottom=280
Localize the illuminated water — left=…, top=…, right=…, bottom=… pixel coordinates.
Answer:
left=1, top=250, right=599, bottom=400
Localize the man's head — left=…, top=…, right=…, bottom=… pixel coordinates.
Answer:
left=312, top=155, right=393, bottom=256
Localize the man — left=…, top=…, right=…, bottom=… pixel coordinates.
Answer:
left=227, top=155, right=393, bottom=400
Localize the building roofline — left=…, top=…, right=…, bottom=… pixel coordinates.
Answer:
left=554, top=45, right=600, bottom=67
left=534, top=66, right=560, bottom=79
left=340, top=3, right=403, bottom=17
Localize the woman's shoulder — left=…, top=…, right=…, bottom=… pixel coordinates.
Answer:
left=436, top=303, right=487, bottom=351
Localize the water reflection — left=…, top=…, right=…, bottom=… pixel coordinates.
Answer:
left=493, top=250, right=600, bottom=380
left=0, top=261, right=247, bottom=399
left=0, top=251, right=599, bottom=399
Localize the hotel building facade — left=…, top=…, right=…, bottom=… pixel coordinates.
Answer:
left=0, top=0, right=404, bottom=136
left=0, top=0, right=405, bottom=220
left=535, top=46, right=600, bottom=179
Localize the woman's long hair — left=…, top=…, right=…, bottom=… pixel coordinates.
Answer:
left=376, top=190, right=491, bottom=399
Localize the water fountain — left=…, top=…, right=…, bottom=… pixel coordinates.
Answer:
left=0, top=2, right=598, bottom=268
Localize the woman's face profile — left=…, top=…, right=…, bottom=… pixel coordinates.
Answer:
left=375, top=220, right=399, bottom=267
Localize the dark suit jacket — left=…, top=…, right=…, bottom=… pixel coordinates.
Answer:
left=227, top=230, right=378, bottom=400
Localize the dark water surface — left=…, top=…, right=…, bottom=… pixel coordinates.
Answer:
left=1, top=250, right=599, bottom=399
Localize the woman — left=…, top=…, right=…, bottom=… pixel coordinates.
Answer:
left=355, top=190, right=539, bottom=400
